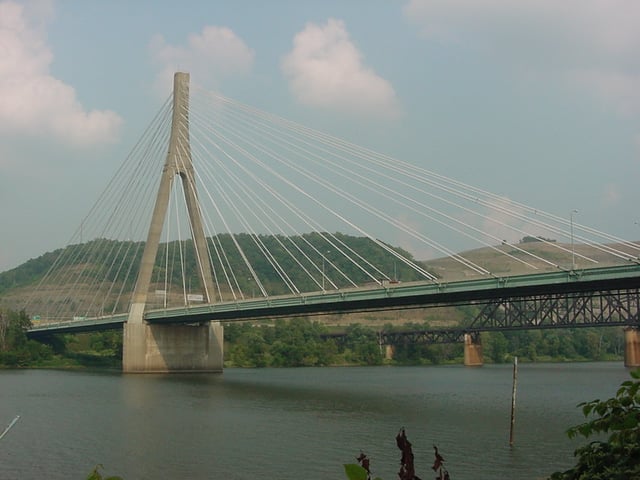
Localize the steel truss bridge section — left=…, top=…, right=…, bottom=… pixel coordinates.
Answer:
left=322, top=288, right=640, bottom=347
left=468, top=287, right=640, bottom=332
left=321, top=329, right=477, bottom=347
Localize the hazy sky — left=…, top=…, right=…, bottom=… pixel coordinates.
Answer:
left=1, top=0, right=639, bottom=273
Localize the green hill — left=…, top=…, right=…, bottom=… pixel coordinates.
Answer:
left=0, top=233, right=429, bottom=314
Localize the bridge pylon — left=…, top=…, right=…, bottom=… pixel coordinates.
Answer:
left=123, top=72, right=223, bottom=373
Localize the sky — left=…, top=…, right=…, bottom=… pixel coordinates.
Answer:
left=0, top=0, right=639, bottom=273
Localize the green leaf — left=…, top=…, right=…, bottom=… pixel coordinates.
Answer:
left=344, top=463, right=369, bottom=480
left=551, top=369, right=640, bottom=479
left=86, top=465, right=104, bottom=480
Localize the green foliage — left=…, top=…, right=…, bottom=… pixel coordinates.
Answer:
left=343, top=324, right=384, bottom=366
left=480, top=328, right=623, bottom=364
left=484, top=331, right=509, bottom=363
left=344, top=463, right=372, bottom=480
left=89, top=331, right=123, bottom=357
left=0, top=306, right=123, bottom=368
left=0, top=308, right=54, bottom=367
left=550, top=369, right=640, bottom=480
left=222, top=320, right=624, bottom=368
left=86, top=465, right=123, bottom=480
left=203, top=232, right=430, bottom=295
left=224, top=318, right=339, bottom=368
left=0, top=250, right=61, bottom=294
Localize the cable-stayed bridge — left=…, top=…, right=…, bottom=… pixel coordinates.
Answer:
left=22, top=73, right=640, bottom=372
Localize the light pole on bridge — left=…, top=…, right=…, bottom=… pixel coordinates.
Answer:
left=322, top=250, right=330, bottom=292
left=570, top=209, right=578, bottom=271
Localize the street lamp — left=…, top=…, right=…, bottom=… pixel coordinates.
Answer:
left=322, top=251, right=330, bottom=292
left=570, top=209, right=578, bottom=270
left=247, top=276, right=255, bottom=298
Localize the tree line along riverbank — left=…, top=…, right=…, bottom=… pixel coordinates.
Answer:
left=0, top=306, right=625, bottom=369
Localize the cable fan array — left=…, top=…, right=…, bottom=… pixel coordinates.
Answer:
left=25, top=84, right=640, bottom=322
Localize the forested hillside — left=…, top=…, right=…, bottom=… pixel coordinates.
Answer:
left=0, top=232, right=430, bottom=303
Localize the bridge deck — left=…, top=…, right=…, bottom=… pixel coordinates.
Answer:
left=27, top=264, right=640, bottom=337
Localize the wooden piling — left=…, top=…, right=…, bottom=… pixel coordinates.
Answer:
left=509, top=356, right=518, bottom=447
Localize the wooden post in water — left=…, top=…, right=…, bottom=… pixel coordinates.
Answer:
left=509, top=356, right=518, bottom=447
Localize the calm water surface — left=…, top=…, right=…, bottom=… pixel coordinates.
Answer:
left=0, top=363, right=632, bottom=480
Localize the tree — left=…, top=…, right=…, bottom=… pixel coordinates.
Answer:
left=550, top=369, right=640, bottom=479
left=0, top=309, right=8, bottom=351
left=0, top=307, right=54, bottom=366
left=343, top=324, right=383, bottom=365
left=484, top=332, right=509, bottom=363
left=6, top=309, right=31, bottom=349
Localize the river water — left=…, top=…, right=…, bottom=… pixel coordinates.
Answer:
left=0, top=362, right=632, bottom=480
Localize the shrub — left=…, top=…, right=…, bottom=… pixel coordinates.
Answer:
left=550, top=369, right=640, bottom=479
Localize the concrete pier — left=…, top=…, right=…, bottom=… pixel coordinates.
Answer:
left=384, top=344, right=394, bottom=360
left=624, top=327, right=640, bottom=368
left=464, top=333, right=483, bottom=366
left=123, top=322, right=223, bottom=373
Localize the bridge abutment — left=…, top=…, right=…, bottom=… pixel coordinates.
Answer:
left=123, top=321, right=223, bottom=373
left=464, top=333, right=483, bottom=366
left=624, top=327, right=640, bottom=368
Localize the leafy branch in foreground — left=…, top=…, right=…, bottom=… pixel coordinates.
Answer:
left=344, top=428, right=450, bottom=480
left=86, top=464, right=123, bottom=480
left=549, top=368, right=640, bottom=480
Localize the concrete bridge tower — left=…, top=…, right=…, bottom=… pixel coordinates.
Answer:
left=123, top=72, right=223, bottom=373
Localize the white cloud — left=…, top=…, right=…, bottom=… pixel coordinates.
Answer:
left=404, top=0, right=640, bottom=114
left=281, top=19, right=401, bottom=119
left=0, top=1, right=122, bottom=148
left=150, top=25, right=254, bottom=94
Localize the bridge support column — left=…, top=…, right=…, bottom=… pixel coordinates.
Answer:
left=464, top=333, right=483, bottom=367
left=624, top=327, right=640, bottom=368
left=123, top=321, right=223, bottom=373
left=384, top=344, right=394, bottom=360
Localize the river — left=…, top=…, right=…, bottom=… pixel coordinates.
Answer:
left=0, top=362, right=632, bottom=480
